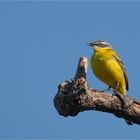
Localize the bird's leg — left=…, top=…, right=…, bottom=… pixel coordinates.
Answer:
left=101, top=86, right=111, bottom=92
left=113, top=83, right=133, bottom=109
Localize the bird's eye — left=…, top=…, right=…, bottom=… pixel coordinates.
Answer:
left=100, top=44, right=107, bottom=47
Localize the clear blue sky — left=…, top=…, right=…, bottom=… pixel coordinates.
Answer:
left=0, top=1, right=140, bottom=139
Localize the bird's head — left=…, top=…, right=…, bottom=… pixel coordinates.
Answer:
left=87, top=40, right=112, bottom=51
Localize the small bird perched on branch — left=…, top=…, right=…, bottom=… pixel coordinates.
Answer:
left=88, top=40, right=132, bottom=125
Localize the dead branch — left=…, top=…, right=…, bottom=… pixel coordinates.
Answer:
left=54, top=56, right=140, bottom=125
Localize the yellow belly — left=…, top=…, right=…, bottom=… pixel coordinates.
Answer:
left=91, top=53, right=126, bottom=95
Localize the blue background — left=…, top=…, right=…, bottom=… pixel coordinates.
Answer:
left=0, top=1, right=140, bottom=139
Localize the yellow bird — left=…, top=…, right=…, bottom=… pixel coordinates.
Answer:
left=88, top=40, right=132, bottom=125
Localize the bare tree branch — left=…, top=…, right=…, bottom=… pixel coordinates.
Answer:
left=54, top=56, right=140, bottom=125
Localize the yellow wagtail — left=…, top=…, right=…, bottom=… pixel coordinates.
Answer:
left=88, top=40, right=132, bottom=125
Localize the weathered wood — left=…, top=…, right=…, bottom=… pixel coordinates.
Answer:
left=54, top=56, right=140, bottom=125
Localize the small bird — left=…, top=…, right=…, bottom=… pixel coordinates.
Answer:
left=88, top=40, right=132, bottom=125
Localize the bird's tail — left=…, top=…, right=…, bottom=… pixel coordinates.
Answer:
left=125, top=119, right=133, bottom=125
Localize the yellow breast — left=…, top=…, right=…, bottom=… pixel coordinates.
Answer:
left=90, top=48, right=126, bottom=95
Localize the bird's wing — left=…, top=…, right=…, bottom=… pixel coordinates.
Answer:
left=111, top=50, right=129, bottom=91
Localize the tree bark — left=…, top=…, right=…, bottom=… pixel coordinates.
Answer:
left=54, top=56, right=140, bottom=125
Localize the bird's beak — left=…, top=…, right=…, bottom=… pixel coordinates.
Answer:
left=87, top=42, right=94, bottom=47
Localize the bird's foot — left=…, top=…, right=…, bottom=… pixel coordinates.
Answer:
left=114, top=92, right=134, bottom=109
left=101, top=86, right=111, bottom=92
